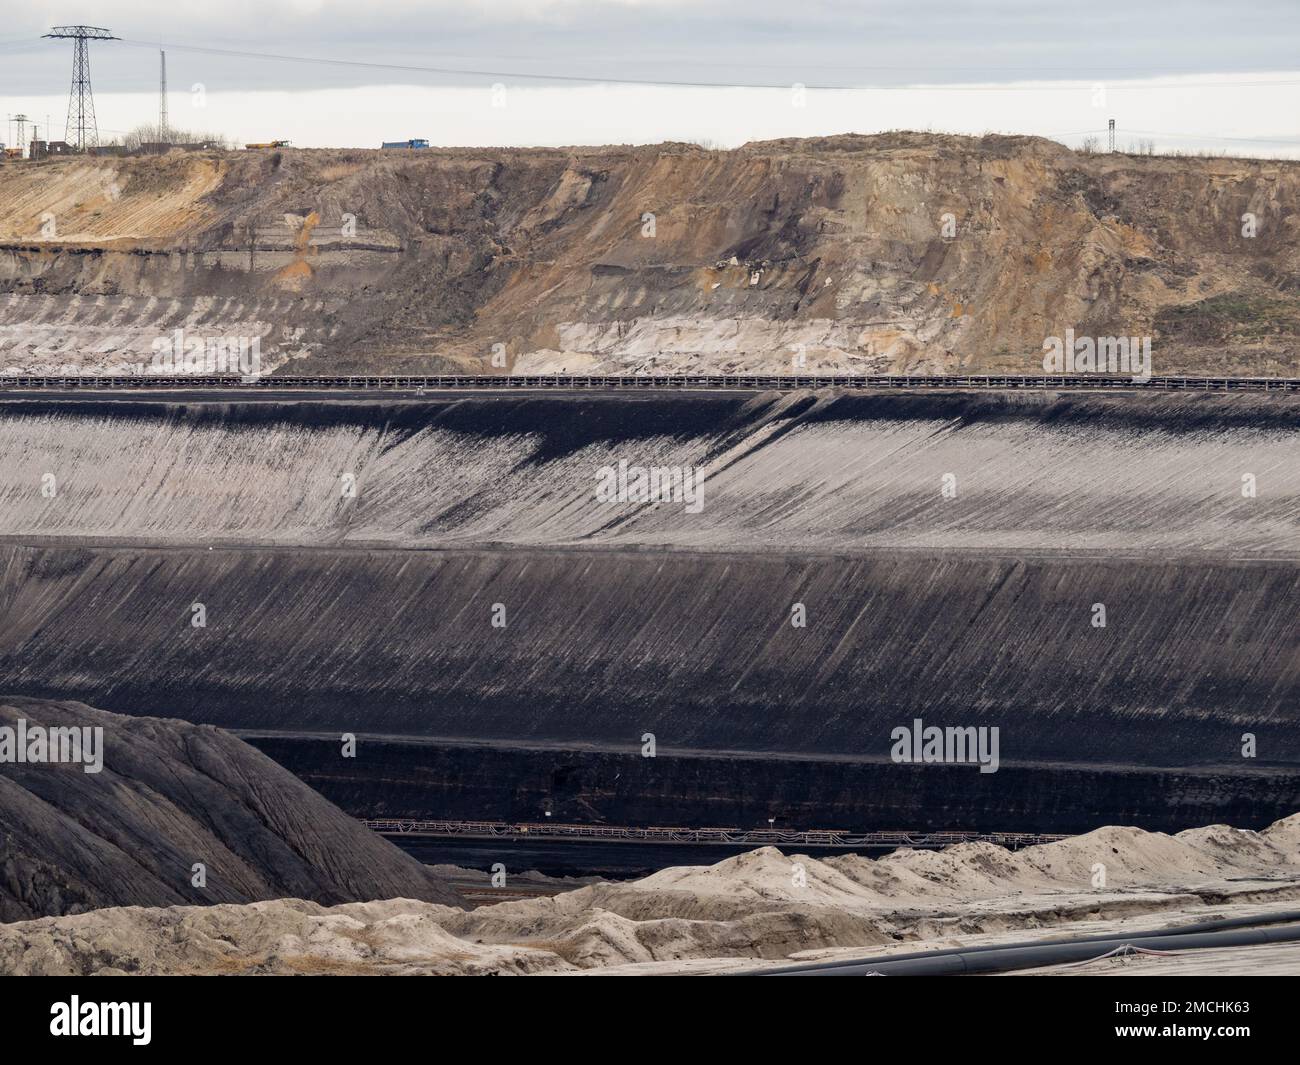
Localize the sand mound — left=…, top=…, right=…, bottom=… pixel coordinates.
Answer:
left=1260, top=814, right=1300, bottom=859
left=0, top=898, right=545, bottom=976
left=631, top=846, right=871, bottom=906
left=1015, top=827, right=1214, bottom=885
left=868, top=842, right=1047, bottom=898
left=431, top=813, right=1300, bottom=969
left=3, top=813, right=1298, bottom=975
left=1175, top=825, right=1294, bottom=871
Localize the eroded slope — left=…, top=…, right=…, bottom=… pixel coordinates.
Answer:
left=1, top=390, right=1297, bottom=554
left=1, top=133, right=1297, bottom=376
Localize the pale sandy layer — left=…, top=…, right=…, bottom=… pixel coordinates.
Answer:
left=2, top=815, right=1298, bottom=975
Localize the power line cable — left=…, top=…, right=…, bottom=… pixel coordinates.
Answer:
left=0, top=27, right=1295, bottom=78
left=110, top=38, right=1300, bottom=92
left=6, top=32, right=1299, bottom=91
left=191, top=40, right=1300, bottom=77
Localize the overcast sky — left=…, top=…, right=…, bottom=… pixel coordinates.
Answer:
left=2, top=1, right=1298, bottom=153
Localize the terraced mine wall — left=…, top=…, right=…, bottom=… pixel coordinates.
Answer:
left=2, top=390, right=1298, bottom=553
left=248, top=737, right=1300, bottom=836
left=2, top=134, right=1298, bottom=378
left=0, top=390, right=1297, bottom=831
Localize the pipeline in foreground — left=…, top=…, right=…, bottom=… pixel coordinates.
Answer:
left=745, top=909, right=1300, bottom=976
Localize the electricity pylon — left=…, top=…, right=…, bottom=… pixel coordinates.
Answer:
left=43, top=26, right=120, bottom=150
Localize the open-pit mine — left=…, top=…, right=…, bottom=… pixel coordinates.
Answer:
left=2, top=134, right=1299, bottom=990
left=0, top=386, right=1296, bottom=832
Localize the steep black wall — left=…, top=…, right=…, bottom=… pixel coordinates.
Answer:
left=1, top=389, right=1296, bottom=832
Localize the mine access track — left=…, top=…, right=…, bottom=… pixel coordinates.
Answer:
left=363, top=818, right=1069, bottom=850
left=1, top=373, right=1299, bottom=392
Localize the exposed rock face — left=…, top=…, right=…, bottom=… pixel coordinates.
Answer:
left=0, top=698, right=463, bottom=922
left=0, top=133, right=1296, bottom=377
left=1, top=815, right=1296, bottom=975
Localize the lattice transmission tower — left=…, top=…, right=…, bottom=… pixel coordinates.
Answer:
left=43, top=25, right=120, bottom=150
left=12, top=114, right=29, bottom=156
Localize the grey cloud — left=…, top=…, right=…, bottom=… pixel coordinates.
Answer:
left=3, top=0, right=1298, bottom=97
